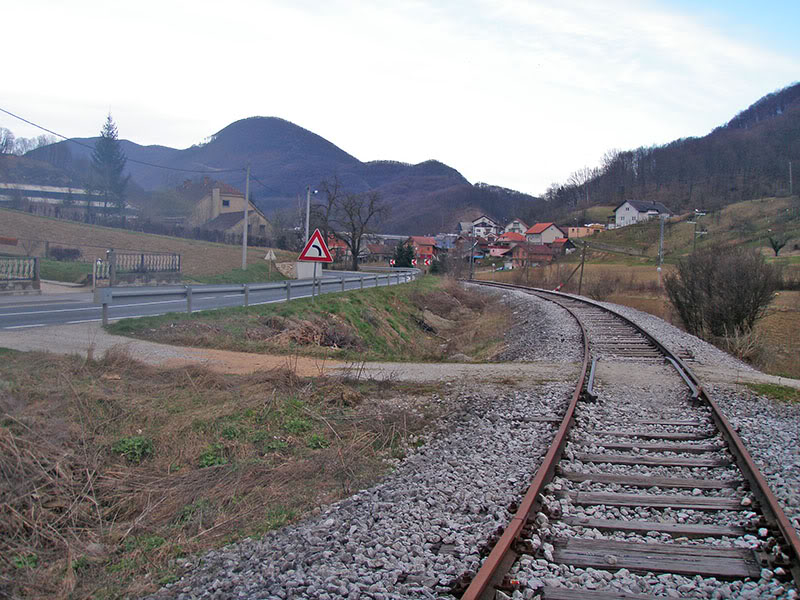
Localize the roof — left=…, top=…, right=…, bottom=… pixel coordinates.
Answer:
left=409, top=236, right=437, bottom=246
left=506, top=218, right=529, bottom=229
left=367, top=243, right=391, bottom=254
left=526, top=222, right=562, bottom=235
left=498, top=232, right=526, bottom=242
left=472, top=214, right=499, bottom=225
left=179, top=176, right=244, bottom=200
left=201, top=211, right=245, bottom=231
left=552, top=238, right=569, bottom=244
left=615, top=200, right=670, bottom=214
left=513, top=244, right=555, bottom=257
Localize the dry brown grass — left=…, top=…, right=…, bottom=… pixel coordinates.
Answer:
left=0, top=208, right=294, bottom=278
left=0, top=349, right=440, bottom=599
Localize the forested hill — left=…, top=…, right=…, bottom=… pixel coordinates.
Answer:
left=23, top=116, right=541, bottom=234
left=548, top=82, right=800, bottom=215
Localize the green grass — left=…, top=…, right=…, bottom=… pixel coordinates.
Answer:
left=744, top=382, right=800, bottom=403
left=38, top=259, right=91, bottom=283
left=107, top=275, right=444, bottom=362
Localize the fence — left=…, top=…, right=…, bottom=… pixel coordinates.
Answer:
left=0, top=257, right=40, bottom=294
left=96, top=251, right=182, bottom=287
left=113, top=252, right=181, bottom=274
left=0, top=257, right=39, bottom=281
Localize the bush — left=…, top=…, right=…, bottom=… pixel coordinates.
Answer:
left=49, top=247, right=82, bottom=261
left=664, top=245, right=779, bottom=338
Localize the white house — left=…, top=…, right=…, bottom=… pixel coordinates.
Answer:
left=472, top=215, right=501, bottom=238
left=504, top=218, right=529, bottom=235
left=614, top=200, right=670, bottom=228
left=525, top=222, right=566, bottom=245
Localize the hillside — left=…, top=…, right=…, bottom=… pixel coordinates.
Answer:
left=24, top=117, right=540, bottom=234
left=547, top=82, right=800, bottom=217
left=0, top=208, right=295, bottom=279
left=583, top=196, right=800, bottom=269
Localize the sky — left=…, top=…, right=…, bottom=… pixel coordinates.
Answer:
left=3, top=0, right=799, bottom=196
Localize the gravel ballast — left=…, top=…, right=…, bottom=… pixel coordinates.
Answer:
left=143, top=287, right=800, bottom=599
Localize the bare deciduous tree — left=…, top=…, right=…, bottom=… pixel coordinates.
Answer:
left=315, top=178, right=390, bottom=271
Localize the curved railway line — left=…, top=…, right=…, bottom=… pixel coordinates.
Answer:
left=460, top=282, right=800, bottom=600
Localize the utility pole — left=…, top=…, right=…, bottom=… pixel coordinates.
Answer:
left=469, top=225, right=475, bottom=280
left=657, top=215, right=665, bottom=285
left=790, top=161, right=793, bottom=196
left=305, top=185, right=311, bottom=245
left=578, top=242, right=587, bottom=296
left=242, top=165, right=249, bottom=270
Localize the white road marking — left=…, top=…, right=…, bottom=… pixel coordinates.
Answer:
left=4, top=323, right=46, bottom=329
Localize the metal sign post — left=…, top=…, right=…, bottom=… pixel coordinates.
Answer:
left=297, top=228, right=333, bottom=302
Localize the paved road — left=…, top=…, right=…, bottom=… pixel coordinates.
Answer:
left=0, top=274, right=403, bottom=330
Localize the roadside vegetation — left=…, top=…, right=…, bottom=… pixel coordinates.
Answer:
left=108, top=276, right=511, bottom=363
left=0, top=348, right=443, bottom=599
left=744, top=382, right=800, bottom=404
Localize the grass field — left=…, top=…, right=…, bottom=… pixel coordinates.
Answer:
left=0, top=208, right=295, bottom=280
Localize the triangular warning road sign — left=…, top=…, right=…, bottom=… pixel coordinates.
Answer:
left=298, top=229, right=333, bottom=263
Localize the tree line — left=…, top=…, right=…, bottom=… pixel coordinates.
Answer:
left=544, top=83, right=800, bottom=217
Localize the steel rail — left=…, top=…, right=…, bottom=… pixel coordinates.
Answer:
left=463, top=280, right=800, bottom=593
left=461, top=288, right=591, bottom=600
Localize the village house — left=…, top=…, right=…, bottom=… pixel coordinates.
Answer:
left=550, top=237, right=576, bottom=256
left=504, top=218, right=529, bottom=235
left=365, top=243, right=393, bottom=263
left=511, top=243, right=556, bottom=269
left=471, top=215, right=501, bottom=238
left=407, top=236, right=438, bottom=259
left=184, top=177, right=271, bottom=239
left=525, top=222, right=566, bottom=245
left=489, top=231, right=526, bottom=258
left=567, top=224, right=605, bottom=238
left=614, top=200, right=670, bottom=228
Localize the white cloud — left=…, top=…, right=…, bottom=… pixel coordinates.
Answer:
left=2, top=0, right=797, bottom=195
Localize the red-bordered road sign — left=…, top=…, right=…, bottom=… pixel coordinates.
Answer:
left=424, top=258, right=431, bottom=266
left=411, top=258, right=418, bottom=266
left=298, top=229, right=333, bottom=263
left=389, top=259, right=396, bottom=265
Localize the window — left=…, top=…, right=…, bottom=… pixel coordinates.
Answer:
left=222, top=199, right=230, bottom=207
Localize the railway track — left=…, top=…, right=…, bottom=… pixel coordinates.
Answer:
left=460, top=282, right=800, bottom=600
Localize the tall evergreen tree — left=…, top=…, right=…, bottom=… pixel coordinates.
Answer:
left=91, top=114, right=130, bottom=223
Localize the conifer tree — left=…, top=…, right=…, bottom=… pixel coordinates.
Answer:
left=91, top=114, right=130, bottom=223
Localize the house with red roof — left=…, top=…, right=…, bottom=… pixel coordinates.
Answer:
left=511, top=243, right=556, bottom=268
left=407, top=236, right=438, bottom=259
left=550, top=237, right=576, bottom=256
left=525, top=222, right=566, bottom=245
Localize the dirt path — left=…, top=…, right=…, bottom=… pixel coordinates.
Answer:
left=0, top=322, right=579, bottom=384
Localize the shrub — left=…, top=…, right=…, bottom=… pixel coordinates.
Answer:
left=49, top=247, right=82, bottom=261
left=664, top=245, right=779, bottom=338
left=111, top=436, right=154, bottom=463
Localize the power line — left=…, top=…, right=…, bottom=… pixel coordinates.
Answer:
left=0, top=107, right=244, bottom=175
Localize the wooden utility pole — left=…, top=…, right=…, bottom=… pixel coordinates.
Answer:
left=577, top=242, right=587, bottom=296
left=242, top=165, right=250, bottom=270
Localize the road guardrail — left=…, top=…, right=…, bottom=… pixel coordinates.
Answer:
left=93, top=268, right=420, bottom=325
